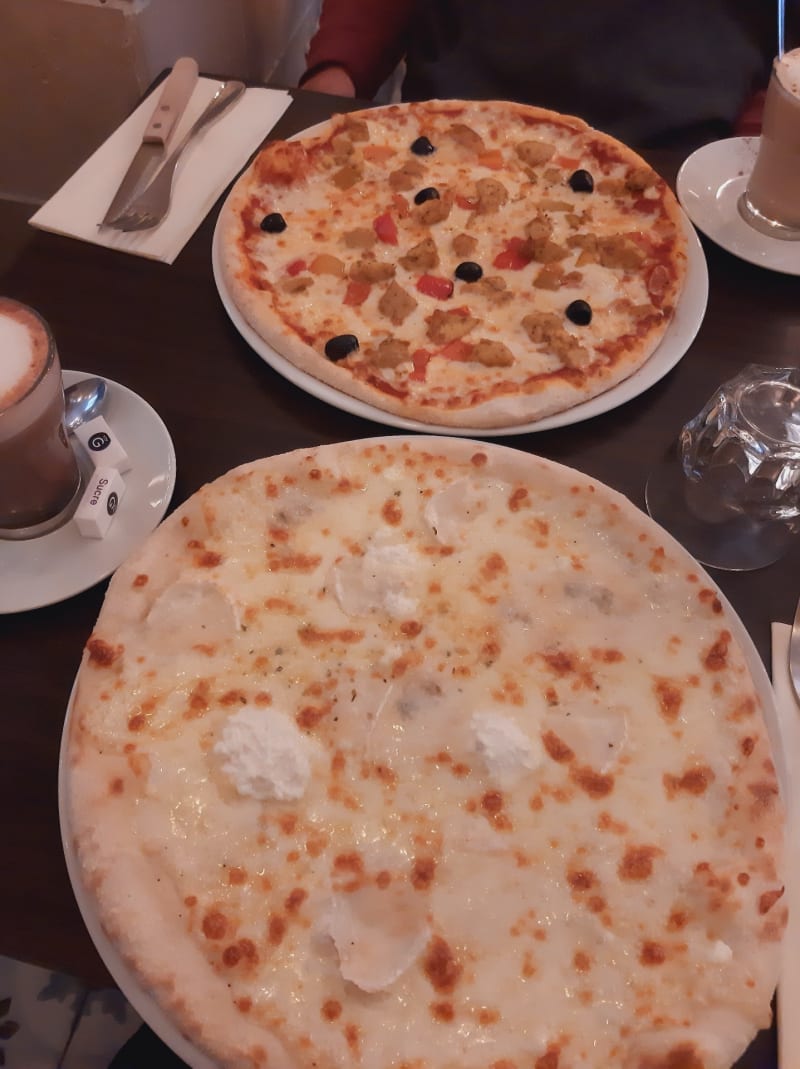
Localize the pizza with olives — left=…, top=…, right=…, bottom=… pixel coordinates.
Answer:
left=218, top=99, right=689, bottom=429
left=65, top=437, right=785, bottom=1069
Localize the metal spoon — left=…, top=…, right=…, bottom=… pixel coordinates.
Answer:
left=64, top=377, right=107, bottom=433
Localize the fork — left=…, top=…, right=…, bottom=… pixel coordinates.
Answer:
left=108, top=79, right=246, bottom=232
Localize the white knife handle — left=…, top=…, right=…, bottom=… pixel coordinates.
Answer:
left=142, top=57, right=199, bottom=145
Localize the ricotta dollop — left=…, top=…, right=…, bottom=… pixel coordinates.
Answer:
left=214, top=705, right=311, bottom=801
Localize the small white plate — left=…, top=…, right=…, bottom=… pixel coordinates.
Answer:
left=676, top=137, right=800, bottom=276
left=212, top=206, right=708, bottom=436
left=0, top=371, right=176, bottom=614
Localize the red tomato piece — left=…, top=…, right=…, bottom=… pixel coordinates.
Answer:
left=439, top=339, right=473, bottom=362
left=492, top=237, right=530, bottom=271
left=374, top=211, right=399, bottom=244
left=478, top=149, right=504, bottom=170
left=343, top=280, right=371, bottom=307
left=410, top=349, right=432, bottom=381
left=456, top=194, right=479, bottom=211
left=416, top=274, right=454, bottom=300
left=554, top=155, right=581, bottom=169
left=286, top=258, right=307, bottom=276
left=633, top=196, right=660, bottom=213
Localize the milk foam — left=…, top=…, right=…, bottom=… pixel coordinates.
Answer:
left=776, top=46, right=800, bottom=97
left=0, top=301, right=48, bottom=410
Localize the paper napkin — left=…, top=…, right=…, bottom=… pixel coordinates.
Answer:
left=29, top=78, right=291, bottom=264
left=771, top=621, right=800, bottom=1069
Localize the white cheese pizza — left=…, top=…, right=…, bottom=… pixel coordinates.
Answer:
left=218, top=100, right=689, bottom=428
left=65, top=438, right=785, bottom=1069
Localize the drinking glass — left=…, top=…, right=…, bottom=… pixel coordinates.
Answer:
left=0, top=298, right=82, bottom=540
left=645, top=365, right=800, bottom=571
left=738, top=50, right=800, bottom=241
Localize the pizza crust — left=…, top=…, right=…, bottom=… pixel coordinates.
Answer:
left=217, top=101, right=689, bottom=428
left=66, top=438, right=785, bottom=1069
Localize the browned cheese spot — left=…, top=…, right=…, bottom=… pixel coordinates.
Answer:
left=322, top=999, right=342, bottom=1021
left=534, top=1049, right=561, bottom=1069
left=640, top=940, right=667, bottom=966
left=196, top=550, right=223, bottom=568
left=541, top=730, right=575, bottom=764
left=618, top=844, right=663, bottom=881
left=702, top=630, right=731, bottom=671
left=298, top=624, right=364, bottom=645
left=423, top=935, right=463, bottom=993
left=431, top=1001, right=455, bottom=1022
left=698, top=588, right=723, bottom=614
left=132, top=574, right=149, bottom=588
left=222, top=938, right=259, bottom=969
left=411, top=856, right=437, bottom=890
left=285, top=888, right=308, bottom=913
left=268, top=914, right=286, bottom=945
left=86, top=637, right=122, bottom=667
left=663, top=765, right=715, bottom=799
left=202, top=910, right=228, bottom=940
left=570, top=765, right=614, bottom=798
left=508, top=487, right=530, bottom=512
left=653, top=677, right=683, bottom=722
left=749, top=781, right=780, bottom=812
left=638, top=1043, right=706, bottom=1069
left=382, top=498, right=403, bottom=525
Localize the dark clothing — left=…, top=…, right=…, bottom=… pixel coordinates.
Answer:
left=303, top=0, right=780, bottom=145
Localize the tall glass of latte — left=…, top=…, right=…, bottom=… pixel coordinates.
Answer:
left=0, top=298, right=82, bottom=540
left=739, top=47, right=800, bottom=239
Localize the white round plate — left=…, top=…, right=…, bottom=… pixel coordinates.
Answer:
left=0, top=371, right=176, bottom=614
left=57, top=442, right=781, bottom=1069
left=676, top=137, right=800, bottom=276
left=212, top=195, right=707, bottom=436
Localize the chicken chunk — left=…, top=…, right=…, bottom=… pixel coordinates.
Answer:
left=349, top=258, right=396, bottom=284
left=427, top=308, right=479, bottom=345
left=378, top=281, right=418, bottom=325
left=370, top=338, right=412, bottom=367
left=470, top=339, right=514, bottom=367
left=474, top=177, right=509, bottom=214
left=399, top=237, right=439, bottom=272
left=516, top=140, right=556, bottom=167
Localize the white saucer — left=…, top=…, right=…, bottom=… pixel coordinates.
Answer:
left=676, top=137, right=800, bottom=276
left=0, top=371, right=176, bottom=614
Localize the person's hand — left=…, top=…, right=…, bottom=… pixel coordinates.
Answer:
left=301, top=65, right=356, bottom=97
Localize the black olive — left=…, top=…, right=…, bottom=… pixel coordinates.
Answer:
left=455, top=261, right=483, bottom=283
left=324, top=334, right=360, bottom=361
left=410, top=136, right=436, bottom=155
left=414, top=187, right=440, bottom=205
left=260, top=212, right=287, bottom=233
left=566, top=299, right=592, bottom=326
left=568, top=169, right=594, bottom=193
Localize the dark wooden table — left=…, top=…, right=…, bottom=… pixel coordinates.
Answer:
left=1, top=88, right=798, bottom=1063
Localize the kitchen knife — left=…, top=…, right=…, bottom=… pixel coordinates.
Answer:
left=100, top=56, right=199, bottom=227
left=790, top=592, right=800, bottom=706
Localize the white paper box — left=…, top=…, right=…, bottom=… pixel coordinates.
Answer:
left=74, top=416, right=132, bottom=473
left=74, top=467, right=126, bottom=539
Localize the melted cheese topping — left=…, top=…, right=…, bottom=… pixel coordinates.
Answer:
left=230, top=102, right=685, bottom=416
left=69, top=439, right=785, bottom=1069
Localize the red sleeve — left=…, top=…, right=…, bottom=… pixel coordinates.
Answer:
left=301, top=0, right=416, bottom=98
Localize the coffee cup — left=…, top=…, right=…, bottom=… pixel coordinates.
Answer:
left=739, top=47, right=800, bottom=240
left=0, top=297, right=82, bottom=540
